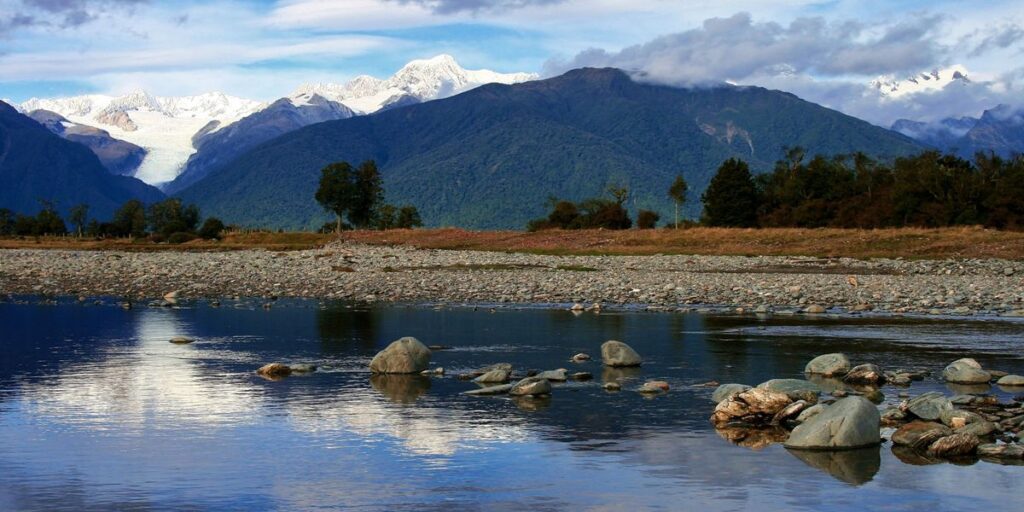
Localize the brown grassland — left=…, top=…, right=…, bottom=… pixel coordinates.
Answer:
left=1, top=227, right=1023, bottom=260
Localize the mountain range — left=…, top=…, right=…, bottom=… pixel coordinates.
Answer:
left=0, top=101, right=164, bottom=219
left=176, top=67, right=925, bottom=230
left=892, top=104, right=1024, bottom=158
left=18, top=55, right=536, bottom=188
left=27, top=109, right=146, bottom=175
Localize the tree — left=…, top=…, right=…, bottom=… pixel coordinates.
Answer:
left=34, top=200, right=67, bottom=236
left=69, top=204, right=89, bottom=237
left=0, top=208, right=14, bottom=236
left=701, top=158, right=760, bottom=227
left=315, top=162, right=357, bottom=233
left=396, top=205, right=423, bottom=229
left=668, top=175, right=688, bottom=228
left=637, top=209, right=660, bottom=229
left=197, top=217, right=226, bottom=239
left=148, top=198, right=200, bottom=236
left=112, top=199, right=148, bottom=239
left=350, top=160, right=384, bottom=228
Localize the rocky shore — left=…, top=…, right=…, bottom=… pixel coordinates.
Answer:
left=1, top=241, right=1023, bottom=317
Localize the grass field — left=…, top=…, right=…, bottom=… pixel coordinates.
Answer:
left=2, top=226, right=1023, bottom=260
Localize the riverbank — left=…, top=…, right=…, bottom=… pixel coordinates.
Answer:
left=2, top=241, right=1022, bottom=317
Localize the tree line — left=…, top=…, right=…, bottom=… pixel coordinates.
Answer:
left=529, top=150, right=1024, bottom=231
left=0, top=198, right=226, bottom=242
left=315, top=160, right=422, bottom=232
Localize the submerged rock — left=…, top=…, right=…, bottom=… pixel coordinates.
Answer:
left=943, top=359, right=991, bottom=384
left=463, top=384, right=514, bottom=396
left=289, top=363, right=317, bottom=373
left=256, top=363, right=292, bottom=379
left=509, top=376, right=552, bottom=396
left=571, top=353, right=591, bottom=362
left=905, top=392, right=953, bottom=421
left=805, top=353, right=851, bottom=377
left=535, top=369, right=568, bottom=382
left=785, top=397, right=881, bottom=450
left=712, top=383, right=752, bottom=404
left=369, top=337, right=432, bottom=374
left=978, top=443, right=1024, bottom=460
left=474, top=364, right=513, bottom=383
left=639, top=380, right=670, bottom=394
left=601, top=340, right=642, bottom=367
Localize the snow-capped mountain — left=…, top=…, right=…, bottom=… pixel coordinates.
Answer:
left=290, top=54, right=537, bottom=114
left=20, top=91, right=264, bottom=185
left=871, top=65, right=971, bottom=98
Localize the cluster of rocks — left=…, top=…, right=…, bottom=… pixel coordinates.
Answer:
left=711, top=352, right=1024, bottom=465
left=2, top=242, right=1023, bottom=317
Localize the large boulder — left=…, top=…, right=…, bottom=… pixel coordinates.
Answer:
left=712, top=383, right=751, bottom=404
left=711, top=388, right=792, bottom=426
left=369, top=337, right=432, bottom=374
left=905, top=392, right=953, bottom=421
left=805, top=353, right=851, bottom=377
left=601, top=340, right=642, bottom=367
left=758, top=379, right=821, bottom=403
left=784, top=397, right=881, bottom=450
left=843, top=364, right=885, bottom=385
left=509, top=376, right=552, bottom=396
left=943, top=359, right=991, bottom=384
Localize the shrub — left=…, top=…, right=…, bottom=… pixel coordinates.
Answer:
left=166, top=232, right=197, bottom=244
left=637, top=209, right=660, bottom=229
left=197, top=217, right=226, bottom=240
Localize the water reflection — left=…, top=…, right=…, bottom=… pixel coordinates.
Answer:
left=788, top=447, right=881, bottom=485
left=370, top=374, right=431, bottom=403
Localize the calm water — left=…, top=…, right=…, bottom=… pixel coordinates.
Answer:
left=2, top=298, right=1024, bottom=511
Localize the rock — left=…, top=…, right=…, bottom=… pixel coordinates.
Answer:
left=784, top=397, right=881, bottom=450
left=805, top=353, right=851, bottom=377
left=289, top=363, right=317, bottom=373
left=601, top=340, right=642, bottom=367
left=805, top=304, right=827, bottom=314
left=369, top=337, right=432, bottom=374
left=163, top=291, right=179, bottom=304
left=571, top=372, right=593, bottom=381
left=906, top=392, right=953, bottom=421
left=863, top=389, right=885, bottom=404
left=977, top=443, right=1024, bottom=459
left=463, top=384, right=513, bottom=395
left=571, top=353, right=591, bottom=362
left=940, top=409, right=985, bottom=428
left=509, top=376, right=552, bottom=397
left=603, top=382, right=621, bottom=391
left=711, top=388, right=792, bottom=426
left=880, top=407, right=907, bottom=427
left=998, top=375, right=1024, bottom=386
left=421, top=367, right=444, bottom=375
left=943, top=360, right=991, bottom=384
left=639, top=380, right=670, bottom=394
left=712, top=383, right=752, bottom=404
left=772, top=400, right=810, bottom=425
left=957, top=420, right=997, bottom=437
left=535, top=369, right=568, bottom=382
left=474, top=365, right=513, bottom=383
left=796, top=404, right=826, bottom=423
left=927, top=433, right=980, bottom=457
left=570, top=303, right=585, bottom=311
left=757, top=379, right=821, bottom=403
left=844, top=364, right=886, bottom=385
left=988, top=370, right=1009, bottom=379
left=892, top=421, right=953, bottom=448
left=169, top=336, right=194, bottom=344
left=256, top=363, right=292, bottom=379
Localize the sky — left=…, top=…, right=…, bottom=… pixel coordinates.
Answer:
left=1, top=0, right=1023, bottom=125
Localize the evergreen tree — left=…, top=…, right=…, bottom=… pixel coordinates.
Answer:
left=112, top=199, right=148, bottom=239
left=69, top=204, right=89, bottom=237
left=350, top=160, right=385, bottom=228
left=701, top=158, right=760, bottom=227
left=396, top=205, right=423, bottom=229
left=148, top=199, right=200, bottom=236
left=315, top=162, right=357, bottom=233
left=668, top=175, right=688, bottom=228
left=34, top=200, right=67, bottom=236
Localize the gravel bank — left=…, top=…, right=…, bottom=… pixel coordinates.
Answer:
left=2, top=242, right=1023, bottom=317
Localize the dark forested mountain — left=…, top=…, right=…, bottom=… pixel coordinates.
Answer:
left=893, top=104, right=1024, bottom=158
left=0, top=101, right=164, bottom=219
left=178, top=68, right=924, bottom=230
left=164, top=94, right=356, bottom=194
left=27, top=109, right=146, bottom=175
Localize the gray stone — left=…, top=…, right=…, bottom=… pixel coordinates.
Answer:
left=785, top=397, right=881, bottom=450
left=978, top=443, right=1024, bottom=459
left=797, top=404, right=827, bottom=423
left=289, top=363, right=317, bottom=373
left=509, top=376, right=552, bottom=396
left=805, top=353, right=851, bottom=377
left=805, top=304, right=827, bottom=314
left=906, top=392, right=954, bottom=421
left=939, top=409, right=985, bottom=428
left=535, top=369, right=568, bottom=382
left=601, top=340, right=642, bottom=367
left=463, top=384, right=514, bottom=396
left=997, top=375, right=1024, bottom=386
left=474, top=365, right=513, bottom=383
left=957, top=420, right=997, bottom=437
left=712, top=383, right=752, bottom=404
left=943, top=360, right=991, bottom=384
left=369, top=337, right=432, bottom=374
left=844, top=364, right=885, bottom=385
left=758, top=379, right=821, bottom=403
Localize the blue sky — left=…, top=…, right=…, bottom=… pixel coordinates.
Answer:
left=1, top=0, right=1022, bottom=123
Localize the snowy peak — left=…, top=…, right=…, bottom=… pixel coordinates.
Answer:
left=871, top=65, right=971, bottom=98
left=20, top=90, right=264, bottom=123
left=288, top=54, right=537, bottom=113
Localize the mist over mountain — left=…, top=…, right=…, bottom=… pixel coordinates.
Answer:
left=177, top=68, right=924, bottom=230
left=893, top=104, right=1024, bottom=158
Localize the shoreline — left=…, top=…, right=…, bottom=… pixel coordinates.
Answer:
left=2, top=241, right=1023, bottom=319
